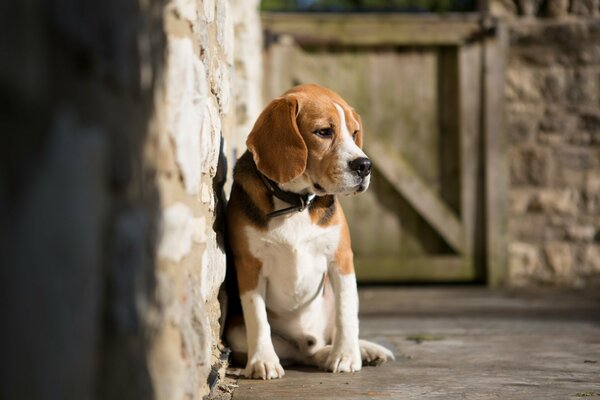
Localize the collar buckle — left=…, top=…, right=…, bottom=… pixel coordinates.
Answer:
left=257, top=172, right=316, bottom=219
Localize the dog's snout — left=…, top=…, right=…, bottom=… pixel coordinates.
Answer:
left=349, top=157, right=372, bottom=178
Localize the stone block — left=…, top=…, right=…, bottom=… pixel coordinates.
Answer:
left=507, top=112, right=537, bottom=144
left=158, top=202, right=207, bottom=263
left=509, top=147, right=549, bottom=186
left=169, top=0, right=197, bottom=23
left=567, top=70, right=599, bottom=104
left=166, top=36, right=221, bottom=191
left=565, top=131, right=596, bottom=146
left=553, top=165, right=587, bottom=187
left=506, top=67, right=542, bottom=102
left=166, top=36, right=208, bottom=195
left=584, top=170, right=600, bottom=213
left=516, top=0, right=544, bottom=15
left=539, top=106, right=577, bottom=135
left=545, top=0, right=570, bottom=17
left=217, top=0, right=234, bottom=65
left=540, top=67, right=567, bottom=102
left=212, top=63, right=231, bottom=113
left=529, top=188, right=580, bottom=216
left=571, top=0, right=600, bottom=16
left=510, top=46, right=557, bottom=66
left=544, top=241, right=573, bottom=277
left=509, top=214, right=550, bottom=241
left=555, top=146, right=598, bottom=170
left=582, top=245, right=600, bottom=273
left=509, top=22, right=600, bottom=67
left=579, top=112, right=600, bottom=133
left=489, top=0, right=518, bottom=16
left=509, top=189, right=536, bottom=215
left=574, top=44, right=600, bottom=65
left=203, top=0, right=215, bottom=22
left=566, top=225, right=597, bottom=241
left=508, top=242, right=545, bottom=284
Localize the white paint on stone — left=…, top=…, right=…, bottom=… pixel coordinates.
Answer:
left=231, top=0, right=262, bottom=126
left=158, top=202, right=207, bottom=263
left=202, top=235, right=227, bottom=302
left=214, top=63, right=231, bottom=113
left=216, top=0, right=234, bottom=65
left=169, top=0, right=197, bottom=23
left=199, top=251, right=209, bottom=303
left=166, top=36, right=208, bottom=195
left=201, top=183, right=212, bottom=204
left=202, top=0, right=215, bottom=22
left=200, top=96, right=221, bottom=177
left=166, top=36, right=222, bottom=188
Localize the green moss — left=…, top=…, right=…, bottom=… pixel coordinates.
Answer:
left=406, top=333, right=445, bottom=344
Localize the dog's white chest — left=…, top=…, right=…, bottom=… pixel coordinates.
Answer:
left=245, top=210, right=340, bottom=312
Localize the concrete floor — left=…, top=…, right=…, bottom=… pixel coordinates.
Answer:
left=224, top=287, right=600, bottom=400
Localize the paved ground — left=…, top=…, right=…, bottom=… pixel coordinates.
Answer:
left=224, top=287, right=600, bottom=400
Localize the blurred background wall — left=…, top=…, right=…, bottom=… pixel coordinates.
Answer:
left=260, top=0, right=600, bottom=289
left=0, top=0, right=261, bottom=399
left=500, top=3, right=600, bottom=287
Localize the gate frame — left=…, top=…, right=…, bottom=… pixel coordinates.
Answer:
left=261, top=12, right=508, bottom=286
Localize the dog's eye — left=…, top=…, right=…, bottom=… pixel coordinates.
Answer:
left=314, top=127, right=333, bottom=138
left=353, top=130, right=359, bottom=141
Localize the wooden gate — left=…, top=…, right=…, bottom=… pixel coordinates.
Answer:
left=262, top=13, right=508, bottom=285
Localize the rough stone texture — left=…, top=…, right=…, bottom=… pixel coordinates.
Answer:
left=499, top=8, right=600, bottom=287
left=0, top=0, right=261, bottom=399
left=229, top=0, right=263, bottom=190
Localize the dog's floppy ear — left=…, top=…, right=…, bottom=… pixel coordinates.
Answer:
left=246, top=94, right=307, bottom=184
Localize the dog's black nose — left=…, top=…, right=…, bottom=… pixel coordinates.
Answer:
left=349, top=157, right=372, bottom=178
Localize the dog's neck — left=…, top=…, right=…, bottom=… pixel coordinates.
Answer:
left=278, top=174, right=314, bottom=196
left=255, top=169, right=316, bottom=219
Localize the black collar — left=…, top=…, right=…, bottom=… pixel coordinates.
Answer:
left=256, top=172, right=316, bottom=219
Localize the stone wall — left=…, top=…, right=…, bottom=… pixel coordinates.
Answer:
left=0, top=0, right=261, bottom=399
left=496, top=4, right=600, bottom=287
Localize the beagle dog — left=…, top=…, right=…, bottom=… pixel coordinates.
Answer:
left=225, top=84, right=394, bottom=380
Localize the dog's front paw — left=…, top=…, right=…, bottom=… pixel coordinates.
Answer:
left=317, top=344, right=362, bottom=373
left=244, top=355, right=285, bottom=380
left=359, top=339, right=395, bottom=366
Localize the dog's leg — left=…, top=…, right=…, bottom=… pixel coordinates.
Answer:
left=240, top=277, right=285, bottom=379
left=320, top=267, right=362, bottom=373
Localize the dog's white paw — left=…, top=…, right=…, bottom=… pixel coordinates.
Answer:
left=244, top=355, right=285, bottom=380
left=359, top=339, right=395, bottom=366
left=316, top=344, right=362, bottom=373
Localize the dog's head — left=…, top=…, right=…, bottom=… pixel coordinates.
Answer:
left=247, top=84, right=371, bottom=195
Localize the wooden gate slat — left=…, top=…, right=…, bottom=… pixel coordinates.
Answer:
left=483, top=24, right=509, bottom=287
left=459, top=43, right=484, bottom=260
left=355, top=256, right=472, bottom=282
left=262, top=13, right=483, bottom=46
left=368, top=141, right=467, bottom=255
